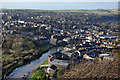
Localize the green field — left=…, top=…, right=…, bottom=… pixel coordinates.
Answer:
left=29, top=71, right=44, bottom=79
left=27, top=9, right=119, bottom=15
left=40, top=59, right=48, bottom=65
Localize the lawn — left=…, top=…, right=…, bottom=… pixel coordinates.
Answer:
left=29, top=59, right=48, bottom=79
left=29, top=71, right=44, bottom=79
left=40, top=59, right=48, bottom=65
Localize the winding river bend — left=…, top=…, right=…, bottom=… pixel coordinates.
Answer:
left=7, top=47, right=59, bottom=78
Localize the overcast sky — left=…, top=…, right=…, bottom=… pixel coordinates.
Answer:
left=1, top=0, right=120, bottom=2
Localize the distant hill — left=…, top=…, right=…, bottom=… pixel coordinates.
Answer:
left=2, top=9, right=119, bottom=15
left=26, top=9, right=119, bottom=15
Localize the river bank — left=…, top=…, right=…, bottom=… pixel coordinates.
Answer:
left=6, top=46, right=59, bottom=79
left=4, top=44, right=53, bottom=79
left=29, top=59, right=48, bottom=79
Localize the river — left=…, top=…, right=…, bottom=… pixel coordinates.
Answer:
left=7, top=47, right=59, bottom=78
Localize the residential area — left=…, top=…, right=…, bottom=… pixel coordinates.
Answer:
left=1, top=9, right=120, bottom=79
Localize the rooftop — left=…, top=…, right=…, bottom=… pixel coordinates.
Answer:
left=49, top=59, right=69, bottom=66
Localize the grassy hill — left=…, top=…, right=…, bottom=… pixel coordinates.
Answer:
left=27, top=9, right=119, bottom=15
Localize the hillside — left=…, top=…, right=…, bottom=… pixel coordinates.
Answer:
left=59, top=60, right=119, bottom=79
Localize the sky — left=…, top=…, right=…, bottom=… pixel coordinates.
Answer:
left=1, top=2, right=118, bottom=10
left=1, top=0, right=120, bottom=2
left=0, top=0, right=119, bottom=9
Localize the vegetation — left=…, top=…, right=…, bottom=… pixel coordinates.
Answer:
left=2, top=34, right=53, bottom=78
left=25, top=9, right=119, bottom=15
left=59, top=60, right=119, bottom=78
left=39, top=45, right=52, bottom=52
left=40, top=59, right=48, bottom=65
left=57, top=69, right=64, bottom=78
left=29, top=68, right=45, bottom=79
left=29, top=66, right=50, bottom=79
left=29, top=59, right=49, bottom=79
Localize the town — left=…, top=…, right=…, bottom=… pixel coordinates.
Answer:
left=1, top=9, right=120, bottom=79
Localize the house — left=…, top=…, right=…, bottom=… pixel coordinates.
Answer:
left=99, top=35, right=116, bottom=40
left=50, top=34, right=58, bottom=45
left=48, top=51, right=71, bottom=70
left=83, top=54, right=94, bottom=60
left=57, top=40, right=68, bottom=46
left=75, top=51, right=81, bottom=57
left=99, top=53, right=109, bottom=57
left=50, top=38, right=57, bottom=45
left=100, top=44, right=114, bottom=48
left=52, top=52, right=69, bottom=60
left=48, top=55, right=54, bottom=64
left=48, top=52, right=69, bottom=64
left=63, top=47, right=73, bottom=51
left=63, top=37, right=71, bottom=44
left=63, top=51, right=73, bottom=57
left=46, top=65, right=57, bottom=74
left=49, top=59, right=70, bottom=69
left=99, top=53, right=114, bottom=61
left=103, top=56, right=114, bottom=61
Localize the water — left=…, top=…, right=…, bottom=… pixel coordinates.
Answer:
left=1, top=2, right=118, bottom=10
left=7, top=47, right=58, bottom=78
